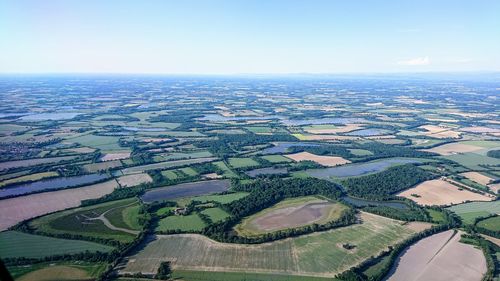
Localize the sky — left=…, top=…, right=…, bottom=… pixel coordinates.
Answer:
left=0, top=0, right=499, bottom=74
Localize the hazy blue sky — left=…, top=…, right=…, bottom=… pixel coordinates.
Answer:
left=1, top=0, right=499, bottom=74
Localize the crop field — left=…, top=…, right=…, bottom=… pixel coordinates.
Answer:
left=0, top=231, right=113, bottom=259
left=387, top=230, right=487, bottom=281
left=141, top=180, right=231, bottom=203
left=156, top=213, right=206, bottom=232
left=0, top=156, right=78, bottom=171
left=200, top=207, right=231, bottom=222
left=213, top=161, right=238, bottom=178
left=397, top=179, right=493, bottom=206
left=303, top=124, right=363, bottom=134
left=171, top=270, right=334, bottom=281
left=122, top=212, right=428, bottom=277
left=0, top=171, right=58, bottom=187
left=186, top=192, right=249, bottom=205
left=443, top=153, right=500, bottom=170
left=153, top=151, right=212, bottom=162
left=447, top=201, right=500, bottom=224
left=460, top=172, right=494, bottom=186
left=285, top=152, right=350, bottom=167
left=29, top=198, right=141, bottom=243
left=101, top=151, right=131, bottom=161
left=83, top=160, right=122, bottom=172
left=476, top=216, right=500, bottom=232
left=423, top=140, right=500, bottom=156
left=117, top=173, right=153, bottom=187
left=228, top=157, right=260, bottom=169
left=260, top=154, right=292, bottom=163
left=66, top=134, right=123, bottom=151
left=105, top=200, right=144, bottom=231
left=121, top=157, right=217, bottom=174
left=235, top=196, right=348, bottom=236
left=0, top=179, right=118, bottom=231
left=8, top=261, right=107, bottom=281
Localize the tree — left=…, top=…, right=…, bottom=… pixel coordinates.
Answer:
left=156, top=261, right=172, bottom=280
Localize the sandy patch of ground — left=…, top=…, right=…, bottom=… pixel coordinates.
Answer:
left=0, top=179, right=118, bottom=231
left=202, top=173, right=222, bottom=179
left=285, top=152, right=351, bottom=167
left=460, top=172, right=494, bottom=186
left=293, top=134, right=361, bottom=141
left=387, top=230, right=487, bottom=281
left=117, top=173, right=153, bottom=187
left=397, top=179, right=493, bottom=206
left=419, top=125, right=461, bottom=139
left=101, top=151, right=131, bottom=161
left=460, top=126, right=500, bottom=134
left=304, top=124, right=363, bottom=134
left=423, top=142, right=484, bottom=156
left=488, top=183, right=500, bottom=193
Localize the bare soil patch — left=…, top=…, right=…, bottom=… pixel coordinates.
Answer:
left=397, top=179, right=492, bottom=206
left=387, top=230, right=487, bottom=281
left=460, top=172, right=494, bottom=186
left=285, top=152, right=350, bottom=167
left=101, top=151, right=131, bottom=161
left=117, top=173, right=153, bottom=187
left=423, top=142, right=484, bottom=156
left=304, top=124, right=363, bottom=134
left=0, top=179, right=118, bottom=231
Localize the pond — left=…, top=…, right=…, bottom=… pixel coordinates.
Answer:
left=0, top=173, right=109, bottom=198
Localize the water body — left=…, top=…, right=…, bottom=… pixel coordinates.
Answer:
left=141, top=180, right=230, bottom=203
left=306, top=158, right=423, bottom=179
left=345, top=128, right=392, bottom=136
left=0, top=173, right=109, bottom=198
left=261, top=142, right=321, bottom=154
left=245, top=167, right=288, bottom=178
left=19, top=112, right=81, bottom=121
left=282, top=117, right=366, bottom=126
left=342, top=196, right=408, bottom=209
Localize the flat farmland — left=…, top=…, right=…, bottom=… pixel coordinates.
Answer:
left=387, top=230, right=487, bottom=281
left=447, top=201, right=500, bottom=224
left=235, top=196, right=348, bottom=236
left=121, top=212, right=429, bottom=277
left=0, top=171, right=58, bottom=187
left=0, top=179, right=118, bottom=231
left=140, top=180, right=231, bottom=203
left=228, top=157, right=260, bottom=169
left=0, top=156, right=78, bottom=171
left=156, top=214, right=206, bottom=232
left=0, top=231, right=113, bottom=259
left=285, top=152, right=350, bottom=167
left=117, top=173, right=153, bottom=187
left=397, top=179, right=493, bottom=206
left=460, top=172, right=494, bottom=186
left=121, top=157, right=216, bottom=174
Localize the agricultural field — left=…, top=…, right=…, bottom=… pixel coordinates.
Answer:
left=235, top=196, right=348, bottom=236
left=397, top=179, right=493, bottom=206
left=0, top=171, right=58, bottom=187
left=121, top=212, right=429, bottom=277
left=140, top=180, right=231, bottom=203
left=447, top=201, right=500, bottom=224
left=476, top=216, right=500, bottom=232
left=8, top=261, right=107, bottom=281
left=260, top=154, right=292, bottom=163
left=29, top=198, right=143, bottom=243
left=0, top=231, right=114, bottom=259
left=285, top=152, right=351, bottom=167
left=387, top=230, right=487, bottom=281
left=228, top=157, right=260, bottom=169
left=117, top=173, right=153, bottom=187
left=156, top=213, right=206, bottom=232
left=121, top=157, right=217, bottom=174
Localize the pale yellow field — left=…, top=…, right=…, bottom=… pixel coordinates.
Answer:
left=292, top=134, right=360, bottom=141
left=460, top=172, right=494, bottom=186
left=423, top=142, right=484, bottom=156
left=117, top=173, right=153, bottom=187
left=101, top=151, right=131, bottom=161
left=460, top=126, right=500, bottom=134
left=397, top=179, right=493, bottom=206
left=419, top=125, right=461, bottom=139
left=18, top=265, right=90, bottom=281
left=0, top=179, right=118, bottom=231
left=285, top=152, right=351, bottom=167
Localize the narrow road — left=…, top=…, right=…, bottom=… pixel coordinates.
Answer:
left=87, top=201, right=140, bottom=235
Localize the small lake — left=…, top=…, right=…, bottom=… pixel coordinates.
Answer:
left=306, top=158, right=423, bottom=179
left=245, top=167, right=288, bottom=178
left=141, top=180, right=230, bottom=203
left=0, top=173, right=109, bottom=198
left=345, top=128, right=392, bottom=136
left=342, top=196, right=409, bottom=209
left=261, top=142, right=321, bottom=154
left=19, top=112, right=82, bottom=121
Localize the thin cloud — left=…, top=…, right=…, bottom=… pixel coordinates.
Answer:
left=397, top=57, right=430, bottom=66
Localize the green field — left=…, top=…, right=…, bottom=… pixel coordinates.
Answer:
left=156, top=214, right=206, bottom=232
left=66, top=133, right=123, bottom=151
left=447, top=201, right=500, bottom=224
left=245, top=126, right=273, bottom=134
left=261, top=154, right=292, bottom=163
left=122, top=212, right=421, bottom=277
left=228, top=157, right=260, bottom=169
left=477, top=216, right=500, bottom=231
left=172, top=270, right=335, bottom=281
left=186, top=192, right=249, bottom=205
left=0, top=171, right=58, bottom=187
left=200, top=207, right=231, bottom=222
left=348, top=149, right=373, bottom=156
left=29, top=198, right=141, bottom=243
left=213, top=161, right=238, bottom=178
left=8, top=261, right=107, bottom=280
left=443, top=153, right=500, bottom=171
left=0, top=231, right=113, bottom=259
left=235, top=196, right=349, bottom=236
left=153, top=151, right=212, bottom=162
left=427, top=209, right=446, bottom=224
left=121, top=157, right=216, bottom=174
